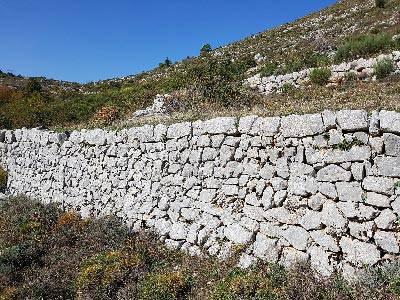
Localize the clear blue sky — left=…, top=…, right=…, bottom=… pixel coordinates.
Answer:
left=0, top=0, right=336, bottom=83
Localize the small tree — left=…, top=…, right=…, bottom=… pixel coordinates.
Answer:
left=200, top=44, right=212, bottom=55
left=159, top=57, right=172, bottom=68
left=375, top=0, right=387, bottom=8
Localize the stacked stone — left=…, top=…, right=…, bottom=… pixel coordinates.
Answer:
left=0, top=110, right=399, bottom=279
left=245, top=51, right=400, bottom=95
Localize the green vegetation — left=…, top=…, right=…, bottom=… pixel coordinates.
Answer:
left=375, top=0, right=388, bottom=8
left=374, top=58, right=395, bottom=79
left=1, top=197, right=400, bottom=299
left=344, top=71, right=358, bottom=83
left=334, top=33, right=393, bottom=63
left=200, top=44, right=212, bottom=55
left=281, top=82, right=294, bottom=93
left=309, top=67, right=332, bottom=86
left=260, top=62, right=278, bottom=77
left=333, top=138, right=364, bottom=151
left=0, top=167, right=7, bottom=193
left=159, top=57, right=173, bottom=68
left=185, top=55, right=257, bottom=107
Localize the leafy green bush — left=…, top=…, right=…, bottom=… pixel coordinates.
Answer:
left=309, top=67, right=332, bottom=86
left=335, top=33, right=392, bottom=62
left=345, top=71, right=358, bottom=83
left=260, top=62, right=278, bottom=77
left=0, top=167, right=7, bottom=193
left=76, top=250, right=144, bottom=298
left=212, top=266, right=286, bottom=300
left=186, top=56, right=256, bottom=107
left=375, top=0, right=387, bottom=8
left=374, top=58, right=395, bottom=79
left=137, top=271, right=191, bottom=300
left=281, top=82, right=294, bottom=93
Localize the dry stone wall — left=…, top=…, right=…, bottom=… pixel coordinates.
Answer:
left=246, top=51, right=400, bottom=95
left=1, top=110, right=400, bottom=278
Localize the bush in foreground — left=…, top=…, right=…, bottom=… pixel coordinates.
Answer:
left=0, top=197, right=400, bottom=299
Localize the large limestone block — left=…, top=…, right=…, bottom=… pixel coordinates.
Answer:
left=252, top=233, right=280, bottom=262
left=363, top=176, right=395, bottom=196
left=84, top=129, right=107, bottom=146
left=317, top=165, right=351, bottom=182
left=308, top=246, right=334, bottom=277
left=280, top=248, right=309, bottom=268
left=336, top=110, right=368, bottom=131
left=281, top=113, right=324, bottom=137
left=321, top=200, right=348, bottom=232
left=340, top=237, right=381, bottom=267
left=202, top=117, right=237, bottom=135
left=374, top=231, right=399, bottom=253
left=250, top=117, right=281, bottom=137
left=306, top=146, right=371, bottom=164
left=282, top=226, right=311, bottom=251
left=167, top=122, right=192, bottom=139
left=384, top=133, right=400, bottom=156
left=336, top=182, right=363, bottom=202
left=224, top=223, right=254, bottom=244
left=380, top=110, right=400, bottom=134
left=374, top=157, right=400, bottom=178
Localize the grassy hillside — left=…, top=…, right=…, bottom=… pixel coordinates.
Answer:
left=1, top=197, right=400, bottom=300
left=1, top=0, right=400, bottom=130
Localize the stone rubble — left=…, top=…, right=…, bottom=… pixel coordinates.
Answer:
left=0, top=109, right=400, bottom=279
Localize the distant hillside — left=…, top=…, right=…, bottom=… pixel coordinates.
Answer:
left=0, top=0, right=399, bottom=130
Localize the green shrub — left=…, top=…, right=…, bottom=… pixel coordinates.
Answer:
left=186, top=56, right=256, bottom=107
left=159, top=57, right=173, bottom=68
left=374, top=58, right=395, bottom=79
left=0, top=167, right=7, bottom=193
left=212, top=266, right=286, bottom=300
left=309, top=67, right=332, bottom=86
left=200, top=44, right=212, bottom=55
left=333, top=138, right=364, bottom=151
left=260, top=62, right=278, bottom=77
left=375, top=0, right=387, bottom=8
left=76, top=250, right=144, bottom=298
left=344, top=71, right=358, bottom=83
left=335, top=33, right=392, bottom=62
left=285, top=58, right=304, bottom=73
left=390, top=276, right=400, bottom=296
left=25, top=78, right=42, bottom=94
left=281, top=82, right=294, bottom=93
left=137, top=271, right=191, bottom=300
